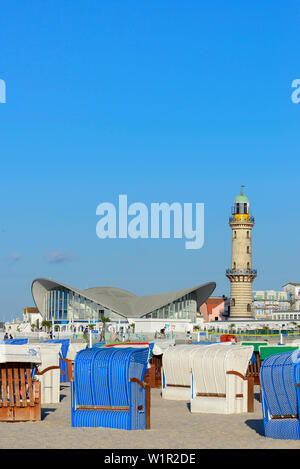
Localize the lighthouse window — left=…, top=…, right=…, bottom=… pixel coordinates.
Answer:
left=234, top=231, right=237, bottom=239
left=231, top=298, right=235, bottom=307
left=247, top=246, right=250, bottom=253
left=244, top=203, right=248, bottom=214
left=247, top=304, right=251, bottom=312
left=247, top=231, right=249, bottom=238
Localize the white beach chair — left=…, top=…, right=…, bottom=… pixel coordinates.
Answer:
left=0, top=344, right=41, bottom=364
left=66, top=342, right=87, bottom=361
left=152, top=340, right=175, bottom=356
left=33, top=343, right=62, bottom=404
left=190, top=345, right=254, bottom=414
left=161, top=344, right=229, bottom=400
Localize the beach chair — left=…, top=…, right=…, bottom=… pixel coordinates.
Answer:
left=220, top=334, right=237, bottom=343
left=65, top=343, right=87, bottom=382
left=242, top=342, right=268, bottom=397
left=104, top=342, right=158, bottom=387
left=161, top=344, right=225, bottom=400
left=259, top=345, right=298, bottom=361
left=260, top=350, right=300, bottom=439
left=92, top=342, right=106, bottom=348
left=44, top=339, right=71, bottom=382
left=0, top=345, right=41, bottom=421
left=71, top=347, right=150, bottom=429
left=241, top=344, right=298, bottom=401
left=241, top=341, right=268, bottom=353
left=162, top=345, right=196, bottom=400
left=141, top=341, right=174, bottom=389
left=34, top=343, right=62, bottom=404
left=190, top=345, right=254, bottom=414
left=149, top=355, right=162, bottom=388
left=0, top=339, right=29, bottom=345
left=67, top=343, right=87, bottom=361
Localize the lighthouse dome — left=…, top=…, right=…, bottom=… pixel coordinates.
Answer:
left=234, top=194, right=249, bottom=204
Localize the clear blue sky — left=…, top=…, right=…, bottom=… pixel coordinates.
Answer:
left=0, top=0, right=300, bottom=321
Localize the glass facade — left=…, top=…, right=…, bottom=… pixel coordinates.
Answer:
left=143, top=293, right=197, bottom=322
left=44, top=287, right=125, bottom=323
left=43, top=288, right=198, bottom=324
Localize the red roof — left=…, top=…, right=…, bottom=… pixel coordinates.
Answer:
left=205, top=297, right=225, bottom=316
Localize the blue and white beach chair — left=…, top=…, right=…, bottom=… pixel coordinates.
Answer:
left=71, top=347, right=150, bottom=429
left=260, top=350, right=300, bottom=439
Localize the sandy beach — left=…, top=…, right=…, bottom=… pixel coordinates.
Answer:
left=0, top=385, right=299, bottom=449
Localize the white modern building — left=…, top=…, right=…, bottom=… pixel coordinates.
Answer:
left=31, top=278, right=216, bottom=334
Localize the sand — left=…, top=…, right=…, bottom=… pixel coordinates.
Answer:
left=0, top=385, right=299, bottom=449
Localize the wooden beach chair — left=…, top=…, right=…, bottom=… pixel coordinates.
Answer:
left=0, top=362, right=41, bottom=422
left=0, top=345, right=42, bottom=422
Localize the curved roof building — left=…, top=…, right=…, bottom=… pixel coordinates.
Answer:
left=32, top=278, right=216, bottom=324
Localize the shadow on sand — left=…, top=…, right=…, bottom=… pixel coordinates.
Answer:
left=245, top=418, right=264, bottom=436
left=41, top=408, right=57, bottom=420
left=254, top=392, right=261, bottom=402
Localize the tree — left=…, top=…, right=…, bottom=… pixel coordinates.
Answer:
left=262, top=325, right=269, bottom=335
left=41, top=320, right=52, bottom=332
left=100, top=317, right=111, bottom=342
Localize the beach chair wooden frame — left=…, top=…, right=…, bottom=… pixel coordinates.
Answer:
left=227, top=371, right=254, bottom=413
left=0, top=362, right=41, bottom=422
left=245, top=352, right=262, bottom=402
left=59, top=357, right=73, bottom=382
left=149, top=355, right=162, bottom=388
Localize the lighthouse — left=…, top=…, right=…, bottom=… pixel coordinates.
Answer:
left=226, top=186, right=257, bottom=319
